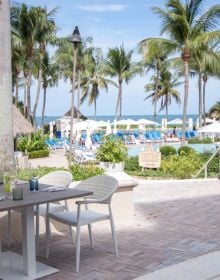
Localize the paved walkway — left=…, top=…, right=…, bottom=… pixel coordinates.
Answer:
left=3, top=178, right=220, bottom=280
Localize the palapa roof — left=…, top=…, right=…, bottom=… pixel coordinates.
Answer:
left=64, top=107, right=86, bottom=119
left=13, top=105, right=34, bottom=137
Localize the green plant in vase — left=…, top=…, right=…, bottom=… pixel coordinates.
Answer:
left=3, top=173, right=12, bottom=192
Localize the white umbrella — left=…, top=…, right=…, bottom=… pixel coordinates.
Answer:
left=85, top=129, right=92, bottom=149
left=105, top=121, right=112, bottom=135
left=49, top=122, right=54, bottom=139
left=98, top=120, right=109, bottom=127
left=204, top=117, right=216, bottom=124
left=197, top=122, right=220, bottom=133
left=114, top=119, right=138, bottom=125
left=167, top=118, right=184, bottom=125
left=188, top=118, right=193, bottom=130
left=137, top=119, right=160, bottom=126
left=73, top=120, right=100, bottom=131
left=113, top=120, right=117, bottom=134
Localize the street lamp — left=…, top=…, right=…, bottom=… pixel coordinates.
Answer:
left=68, top=26, right=82, bottom=165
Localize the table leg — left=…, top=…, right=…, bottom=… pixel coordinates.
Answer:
left=22, top=206, right=36, bottom=277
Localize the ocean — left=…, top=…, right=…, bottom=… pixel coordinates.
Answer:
left=36, top=114, right=198, bottom=127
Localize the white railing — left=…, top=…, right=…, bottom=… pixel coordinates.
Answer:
left=193, top=146, right=220, bottom=179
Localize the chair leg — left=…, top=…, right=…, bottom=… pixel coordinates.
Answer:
left=75, top=225, right=81, bottom=273
left=88, top=224, right=93, bottom=248
left=35, top=206, right=39, bottom=255
left=45, top=214, right=50, bottom=259
left=109, top=205, right=119, bottom=258
left=7, top=210, right=11, bottom=246
left=69, top=225, right=75, bottom=244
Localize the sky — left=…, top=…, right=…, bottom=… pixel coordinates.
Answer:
left=17, top=0, right=220, bottom=117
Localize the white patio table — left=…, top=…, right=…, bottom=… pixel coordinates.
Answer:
left=0, top=183, right=92, bottom=280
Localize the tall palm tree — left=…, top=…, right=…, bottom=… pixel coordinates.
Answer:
left=41, top=53, right=59, bottom=128
left=12, top=4, right=38, bottom=121
left=145, top=69, right=181, bottom=119
left=0, top=0, right=15, bottom=171
left=11, top=34, right=22, bottom=106
left=209, top=101, right=220, bottom=120
left=32, top=7, right=57, bottom=128
left=141, top=0, right=220, bottom=143
left=190, top=41, right=219, bottom=127
left=104, top=45, right=141, bottom=120
left=80, top=48, right=117, bottom=119
left=139, top=40, right=167, bottom=121
left=55, top=36, right=93, bottom=120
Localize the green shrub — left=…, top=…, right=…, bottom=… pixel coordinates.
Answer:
left=28, top=149, right=49, bottom=159
left=188, top=137, right=213, bottom=144
left=199, top=153, right=219, bottom=175
left=124, top=156, right=140, bottom=171
left=161, top=151, right=203, bottom=179
left=17, top=166, right=59, bottom=181
left=178, top=146, right=195, bottom=155
left=96, top=137, right=128, bottom=163
left=160, top=146, right=176, bottom=158
left=17, top=131, right=48, bottom=152
left=70, top=164, right=104, bottom=181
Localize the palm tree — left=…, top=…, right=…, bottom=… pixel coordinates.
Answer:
left=12, top=4, right=38, bottom=121
left=139, top=40, right=167, bottom=121
left=0, top=0, right=15, bottom=171
left=32, top=7, right=57, bottom=128
left=104, top=45, right=141, bottom=120
left=41, top=53, right=59, bottom=128
left=190, top=41, right=220, bottom=127
left=11, top=33, right=24, bottom=107
left=145, top=69, right=181, bottom=119
left=141, top=0, right=220, bottom=143
left=209, top=101, right=220, bottom=120
left=80, top=48, right=117, bottom=119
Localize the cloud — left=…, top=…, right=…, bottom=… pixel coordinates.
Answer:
left=76, top=4, right=129, bottom=12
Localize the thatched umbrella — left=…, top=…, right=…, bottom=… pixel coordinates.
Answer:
left=13, top=105, right=33, bottom=137
left=64, top=107, right=86, bottom=119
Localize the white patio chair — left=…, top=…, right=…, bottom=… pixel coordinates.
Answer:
left=45, top=175, right=119, bottom=273
left=8, top=170, right=73, bottom=254
left=35, top=170, right=73, bottom=251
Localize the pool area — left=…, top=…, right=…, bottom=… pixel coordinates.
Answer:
left=128, top=143, right=218, bottom=157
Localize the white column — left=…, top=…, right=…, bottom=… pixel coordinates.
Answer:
left=22, top=206, right=36, bottom=276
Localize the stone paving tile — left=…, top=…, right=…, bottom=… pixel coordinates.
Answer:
left=2, top=179, right=220, bottom=279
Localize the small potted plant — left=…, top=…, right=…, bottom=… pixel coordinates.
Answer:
left=96, top=136, right=128, bottom=172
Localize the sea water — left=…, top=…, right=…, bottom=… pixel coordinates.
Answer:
left=36, top=114, right=198, bottom=127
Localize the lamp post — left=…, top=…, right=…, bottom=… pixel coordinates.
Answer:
left=68, top=26, right=82, bottom=165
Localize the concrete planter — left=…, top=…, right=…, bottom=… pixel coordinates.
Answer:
left=99, top=162, right=124, bottom=172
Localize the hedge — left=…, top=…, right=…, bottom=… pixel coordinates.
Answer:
left=28, top=149, right=49, bottom=159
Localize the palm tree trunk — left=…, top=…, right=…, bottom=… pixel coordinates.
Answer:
left=119, top=81, right=123, bottom=119
left=166, top=102, right=168, bottom=120
left=94, top=98, right=97, bottom=120
left=154, top=68, right=159, bottom=122
left=181, top=50, right=191, bottom=145
left=115, top=80, right=122, bottom=120
left=15, top=75, right=19, bottom=107
left=33, top=68, right=42, bottom=129
left=27, top=54, right=33, bottom=122
left=0, top=0, right=15, bottom=171
left=24, top=77, right=28, bottom=118
left=202, top=74, right=207, bottom=122
left=198, top=72, right=202, bottom=127
left=77, top=70, right=81, bottom=122
left=41, top=86, right=47, bottom=130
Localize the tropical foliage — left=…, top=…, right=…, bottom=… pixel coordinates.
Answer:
left=96, top=137, right=128, bottom=163
left=7, top=0, right=220, bottom=138
left=209, top=101, right=220, bottom=120
left=139, top=0, right=220, bottom=143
